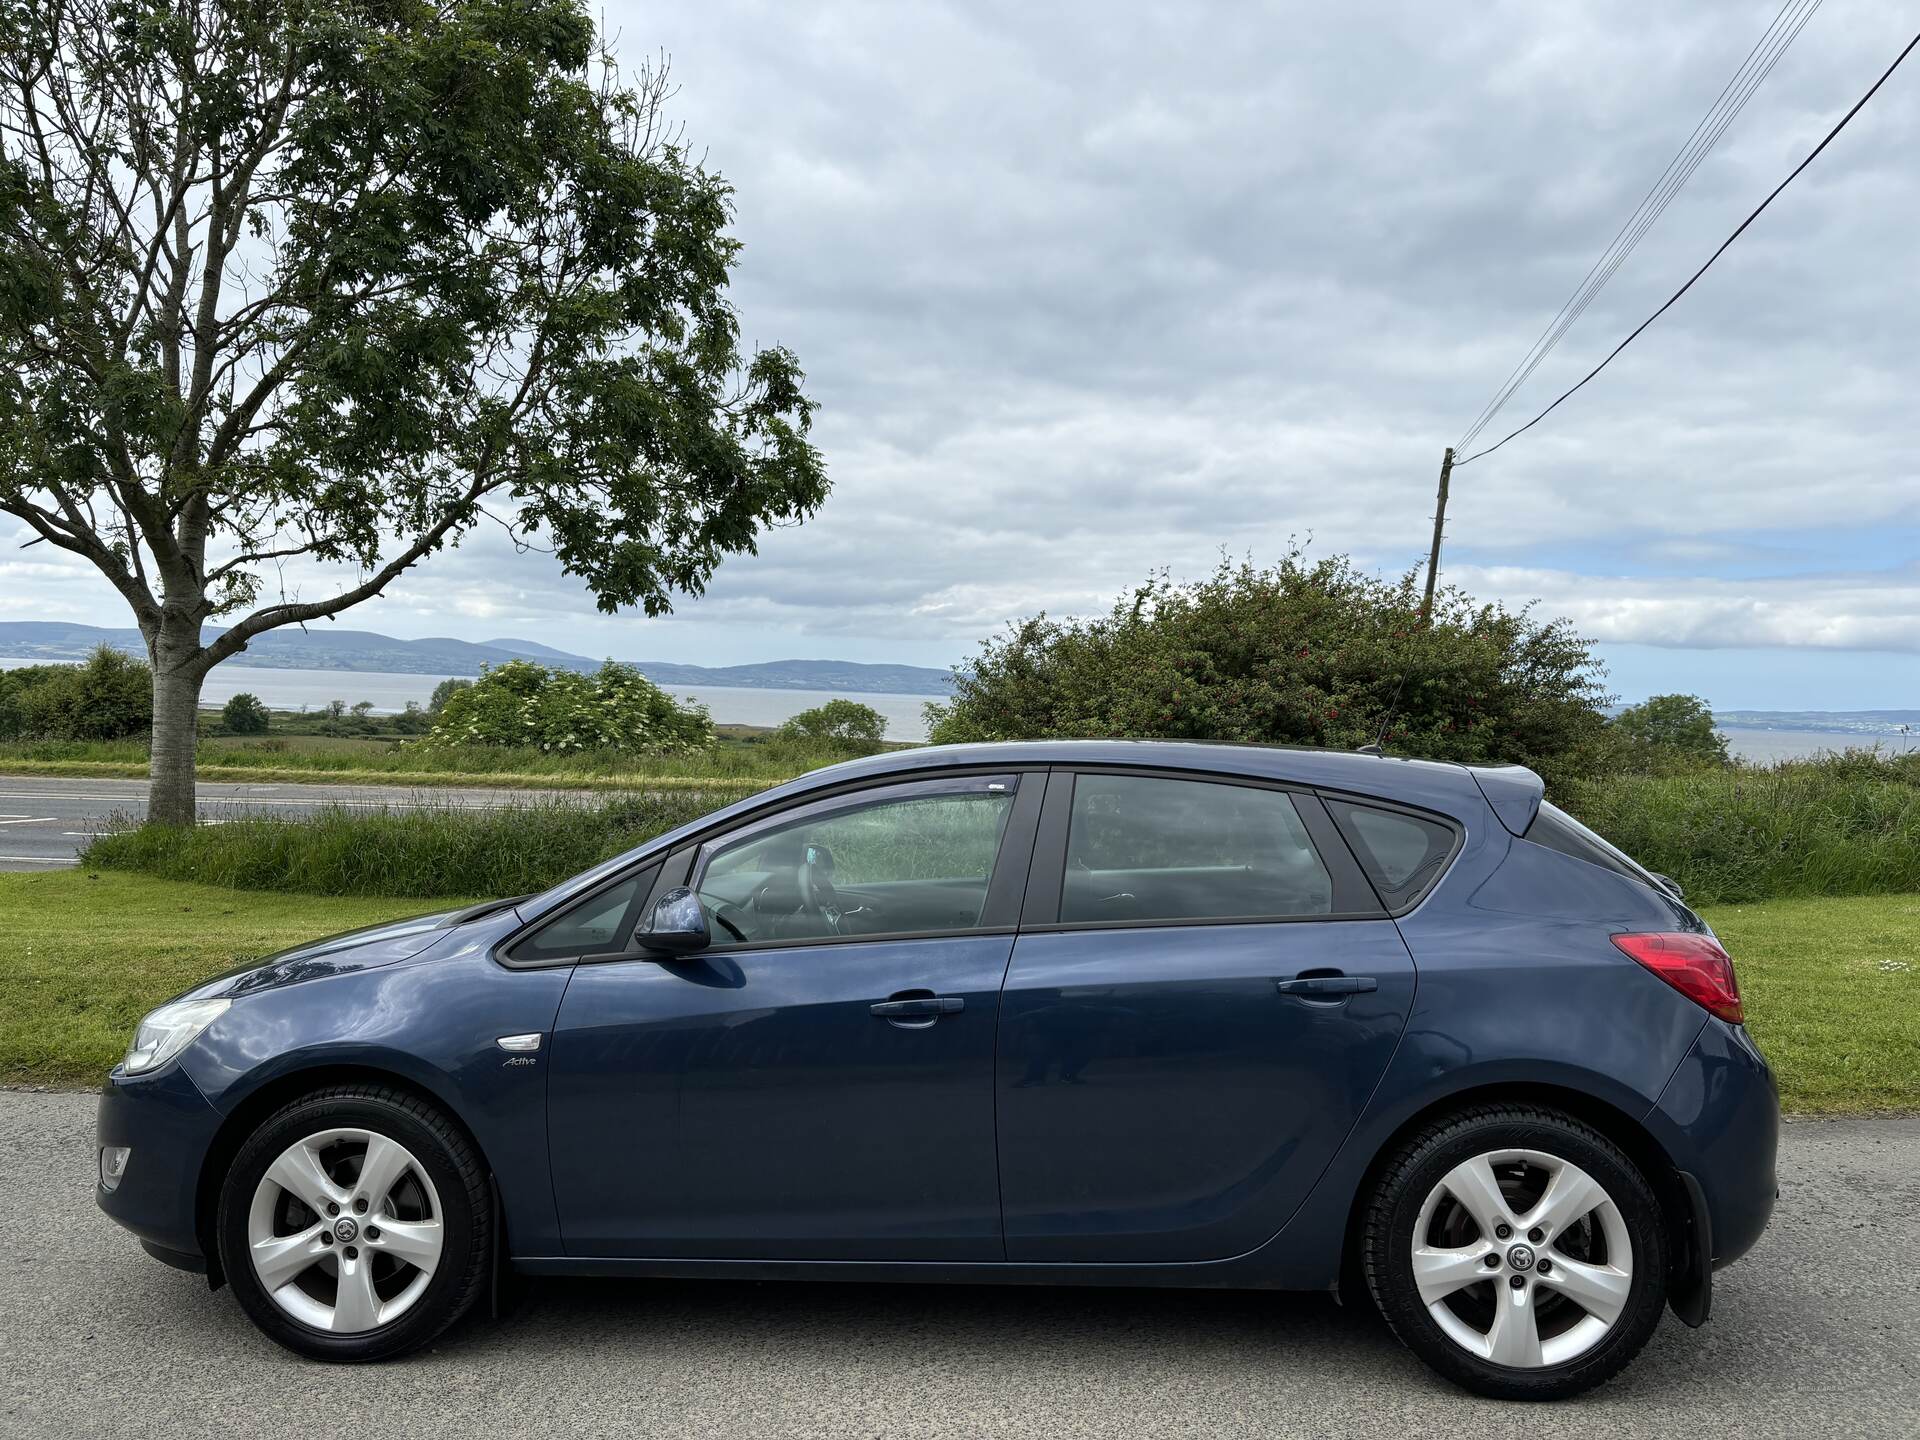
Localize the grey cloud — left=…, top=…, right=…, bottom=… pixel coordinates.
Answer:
left=10, top=0, right=1918, bottom=681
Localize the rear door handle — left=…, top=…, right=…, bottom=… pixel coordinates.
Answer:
left=870, top=996, right=965, bottom=1018
left=1276, top=975, right=1378, bottom=998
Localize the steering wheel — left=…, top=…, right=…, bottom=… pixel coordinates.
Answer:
left=798, top=842, right=839, bottom=920
left=709, top=903, right=750, bottom=943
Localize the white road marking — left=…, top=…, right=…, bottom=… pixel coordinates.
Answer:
left=0, top=790, right=525, bottom=810
left=0, top=856, right=77, bottom=865
left=0, top=817, right=55, bottom=826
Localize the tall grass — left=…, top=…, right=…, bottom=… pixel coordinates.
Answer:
left=83, top=787, right=764, bottom=897
left=75, top=748, right=1920, bottom=907
left=1563, top=750, right=1920, bottom=905
left=0, top=733, right=850, bottom=784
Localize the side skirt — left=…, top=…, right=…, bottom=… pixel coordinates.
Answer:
left=511, top=1255, right=1301, bottom=1291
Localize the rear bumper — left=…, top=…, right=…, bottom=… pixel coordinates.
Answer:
left=1647, top=1019, right=1780, bottom=1273
left=95, top=1063, right=221, bottom=1261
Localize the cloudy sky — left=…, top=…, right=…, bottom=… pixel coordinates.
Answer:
left=8, top=0, right=1918, bottom=708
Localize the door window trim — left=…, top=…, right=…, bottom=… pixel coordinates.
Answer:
left=490, top=765, right=1049, bottom=969
left=1316, top=789, right=1465, bottom=918
left=685, top=772, right=1045, bottom=954
left=1019, top=766, right=1387, bottom=932
left=497, top=862, right=662, bottom=969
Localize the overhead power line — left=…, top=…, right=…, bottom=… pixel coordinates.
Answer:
left=1456, top=0, right=1824, bottom=453
left=1456, top=24, right=1920, bottom=468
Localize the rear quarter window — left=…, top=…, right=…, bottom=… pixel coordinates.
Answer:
left=1523, top=802, right=1659, bottom=890
left=1322, top=798, right=1460, bottom=912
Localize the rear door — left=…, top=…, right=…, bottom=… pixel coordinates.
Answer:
left=995, top=769, right=1420, bottom=1262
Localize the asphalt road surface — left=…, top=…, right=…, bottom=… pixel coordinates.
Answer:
left=1, top=1093, right=1914, bottom=1438
left=0, top=775, right=601, bottom=871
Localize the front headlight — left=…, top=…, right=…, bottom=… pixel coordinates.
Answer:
left=122, top=997, right=230, bottom=1076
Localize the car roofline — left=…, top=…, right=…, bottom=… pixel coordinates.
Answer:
left=512, top=740, right=1518, bottom=926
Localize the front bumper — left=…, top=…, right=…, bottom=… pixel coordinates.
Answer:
left=1647, top=1018, right=1781, bottom=1272
left=95, top=1063, right=222, bottom=1261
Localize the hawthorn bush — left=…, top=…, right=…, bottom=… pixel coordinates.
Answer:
left=927, top=554, right=1614, bottom=791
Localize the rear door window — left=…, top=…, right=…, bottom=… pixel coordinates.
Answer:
left=1322, top=799, right=1459, bottom=912
left=1060, top=774, right=1333, bottom=923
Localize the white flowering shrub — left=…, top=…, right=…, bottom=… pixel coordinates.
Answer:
left=423, top=659, right=712, bottom=754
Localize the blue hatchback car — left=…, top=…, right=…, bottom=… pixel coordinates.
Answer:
left=97, top=742, right=1776, bottom=1399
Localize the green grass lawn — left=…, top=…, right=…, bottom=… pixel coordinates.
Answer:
left=1706, top=892, right=1920, bottom=1114
left=2, top=871, right=1915, bottom=1112
left=0, top=871, right=474, bottom=1087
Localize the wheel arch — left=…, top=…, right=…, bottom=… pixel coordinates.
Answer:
left=193, top=1061, right=498, bottom=1291
left=1335, top=1080, right=1695, bottom=1307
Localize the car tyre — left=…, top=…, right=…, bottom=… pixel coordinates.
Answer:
left=1363, top=1103, right=1669, bottom=1401
left=216, top=1083, right=491, bottom=1362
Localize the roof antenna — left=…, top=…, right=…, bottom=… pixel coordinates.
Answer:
left=1358, top=668, right=1407, bottom=757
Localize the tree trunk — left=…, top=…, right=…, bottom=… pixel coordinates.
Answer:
left=148, top=633, right=206, bottom=829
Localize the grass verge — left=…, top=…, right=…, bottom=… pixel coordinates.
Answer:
left=2, top=871, right=1915, bottom=1110
left=0, top=871, right=475, bottom=1086
left=1707, top=892, right=1920, bottom=1114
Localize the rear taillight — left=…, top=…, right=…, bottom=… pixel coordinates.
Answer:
left=1611, top=932, right=1743, bottom=1024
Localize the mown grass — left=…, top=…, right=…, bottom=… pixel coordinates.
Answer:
left=2, top=870, right=1913, bottom=1108
left=0, top=871, right=477, bottom=1086
left=83, top=788, right=765, bottom=897
left=1709, top=892, right=1920, bottom=1114
left=1562, top=750, right=1920, bottom=905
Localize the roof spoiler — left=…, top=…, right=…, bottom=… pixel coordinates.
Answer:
left=1468, top=764, right=1545, bottom=836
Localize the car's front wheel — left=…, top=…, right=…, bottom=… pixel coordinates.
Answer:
left=216, top=1083, right=491, bottom=1361
left=1363, top=1104, right=1669, bottom=1401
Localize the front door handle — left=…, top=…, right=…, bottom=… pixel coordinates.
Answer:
left=871, top=995, right=965, bottom=1023
left=1276, top=975, right=1378, bottom=999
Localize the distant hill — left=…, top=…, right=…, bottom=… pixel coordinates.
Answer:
left=0, top=621, right=953, bottom=696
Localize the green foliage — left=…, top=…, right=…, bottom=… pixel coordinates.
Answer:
left=1563, top=749, right=1920, bottom=904
left=0, top=646, right=150, bottom=741
left=0, top=0, right=828, bottom=822
left=929, top=554, right=1613, bottom=791
left=1610, top=693, right=1729, bottom=770
left=429, top=678, right=474, bottom=713
left=774, top=699, right=889, bottom=757
left=220, top=693, right=270, bottom=735
left=425, top=659, right=713, bottom=755
left=85, top=789, right=761, bottom=898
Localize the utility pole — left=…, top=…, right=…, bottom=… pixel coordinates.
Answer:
left=1420, top=446, right=1454, bottom=624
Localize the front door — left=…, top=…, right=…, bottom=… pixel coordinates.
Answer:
left=547, top=773, right=1038, bottom=1260
left=995, top=770, right=1418, bottom=1262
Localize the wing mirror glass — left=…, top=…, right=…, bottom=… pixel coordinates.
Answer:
left=641, top=886, right=711, bottom=954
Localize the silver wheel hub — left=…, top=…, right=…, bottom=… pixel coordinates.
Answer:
left=247, top=1127, right=443, bottom=1335
left=1411, top=1148, right=1633, bottom=1369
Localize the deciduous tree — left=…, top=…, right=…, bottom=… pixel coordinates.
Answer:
left=0, top=0, right=826, bottom=822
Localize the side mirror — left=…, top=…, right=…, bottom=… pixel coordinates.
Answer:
left=1653, top=873, right=1686, bottom=901
left=640, top=887, right=711, bottom=955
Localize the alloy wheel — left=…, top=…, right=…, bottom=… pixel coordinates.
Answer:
left=246, top=1127, right=445, bottom=1334
left=1410, top=1147, right=1633, bottom=1368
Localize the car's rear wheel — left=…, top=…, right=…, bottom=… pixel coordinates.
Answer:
left=216, top=1084, right=491, bottom=1361
left=1363, top=1104, right=1668, bottom=1401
